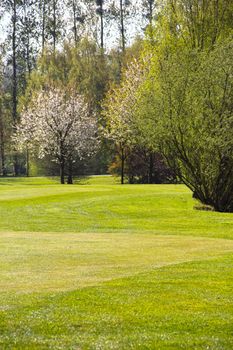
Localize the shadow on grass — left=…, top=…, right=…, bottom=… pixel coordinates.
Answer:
left=73, top=176, right=91, bottom=185
left=0, top=175, right=117, bottom=186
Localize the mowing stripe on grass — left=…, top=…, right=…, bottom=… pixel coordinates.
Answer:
left=0, top=232, right=233, bottom=293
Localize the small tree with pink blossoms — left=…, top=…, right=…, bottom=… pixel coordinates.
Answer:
left=15, top=88, right=99, bottom=184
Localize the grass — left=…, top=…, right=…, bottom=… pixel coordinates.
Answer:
left=0, top=176, right=233, bottom=349
left=0, top=176, right=232, bottom=239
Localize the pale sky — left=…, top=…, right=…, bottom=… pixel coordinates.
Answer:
left=0, top=1, right=147, bottom=52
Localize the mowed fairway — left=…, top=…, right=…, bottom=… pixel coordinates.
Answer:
left=0, top=176, right=233, bottom=349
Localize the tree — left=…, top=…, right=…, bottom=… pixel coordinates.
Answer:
left=22, top=39, right=111, bottom=110
left=0, top=0, right=39, bottom=175
left=161, top=0, right=233, bottom=50
left=66, top=0, right=86, bottom=44
left=0, top=0, right=22, bottom=175
left=48, top=0, right=64, bottom=51
left=102, top=57, right=147, bottom=184
left=108, top=146, right=175, bottom=184
left=108, top=0, right=134, bottom=52
left=104, top=0, right=233, bottom=209
left=135, top=0, right=233, bottom=211
left=18, top=0, right=38, bottom=87
left=153, top=40, right=233, bottom=212
left=0, top=89, right=12, bottom=176
left=0, top=0, right=20, bottom=125
left=15, top=88, right=99, bottom=184
left=20, top=38, right=113, bottom=177
left=38, top=0, right=64, bottom=52
left=0, top=62, right=7, bottom=176
left=96, top=0, right=105, bottom=49
left=141, top=0, right=157, bottom=39
left=143, top=0, right=155, bottom=25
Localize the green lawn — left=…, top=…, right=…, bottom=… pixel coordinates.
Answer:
left=0, top=176, right=232, bottom=349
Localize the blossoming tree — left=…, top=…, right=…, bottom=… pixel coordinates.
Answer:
left=15, top=88, right=99, bottom=183
left=102, top=58, right=148, bottom=184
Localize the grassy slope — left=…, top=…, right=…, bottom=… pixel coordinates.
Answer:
left=0, top=176, right=233, bottom=349
left=0, top=176, right=232, bottom=238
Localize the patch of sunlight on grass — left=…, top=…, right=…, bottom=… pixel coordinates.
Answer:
left=0, top=232, right=233, bottom=293
left=0, top=177, right=233, bottom=349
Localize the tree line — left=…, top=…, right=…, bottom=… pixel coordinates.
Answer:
left=0, top=0, right=233, bottom=212
left=0, top=0, right=160, bottom=182
left=103, top=0, right=233, bottom=212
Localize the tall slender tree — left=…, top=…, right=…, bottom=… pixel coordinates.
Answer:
left=39, top=0, right=49, bottom=51
left=0, top=78, right=7, bottom=176
left=142, top=0, right=155, bottom=25
left=1, top=1, right=22, bottom=174
left=96, top=0, right=104, bottom=49
left=119, top=0, right=126, bottom=51
left=38, top=0, right=64, bottom=52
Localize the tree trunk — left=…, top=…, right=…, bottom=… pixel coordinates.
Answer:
left=42, top=0, right=46, bottom=51
left=100, top=0, right=104, bottom=50
left=13, top=154, right=19, bottom=176
left=0, top=137, right=6, bottom=176
left=149, top=0, right=153, bottom=24
left=12, top=0, right=19, bottom=176
left=23, top=0, right=31, bottom=75
left=0, top=104, right=6, bottom=176
left=26, top=147, right=29, bottom=177
left=148, top=152, right=153, bottom=184
left=60, top=158, right=65, bottom=184
left=53, top=0, right=56, bottom=52
left=12, top=0, right=17, bottom=124
left=72, top=0, right=78, bottom=44
left=119, top=0, right=125, bottom=52
left=147, top=0, right=154, bottom=39
left=1, top=156, right=6, bottom=176
left=67, top=158, right=73, bottom=184
left=121, top=146, right=124, bottom=185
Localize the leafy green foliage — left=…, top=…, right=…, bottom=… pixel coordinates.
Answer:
left=144, top=39, right=233, bottom=211
left=123, top=0, right=233, bottom=211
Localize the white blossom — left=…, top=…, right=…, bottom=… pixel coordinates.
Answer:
left=14, top=87, right=99, bottom=182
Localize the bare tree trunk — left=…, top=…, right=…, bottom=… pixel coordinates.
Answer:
left=60, top=157, right=65, bottom=184
left=67, top=158, right=73, bottom=184
left=72, top=0, right=78, bottom=44
left=41, top=0, right=46, bottom=51
left=96, top=0, right=104, bottom=50
left=23, top=0, right=31, bottom=75
left=26, top=35, right=31, bottom=75
left=1, top=151, right=6, bottom=176
left=119, top=0, right=125, bottom=52
left=0, top=110, right=6, bottom=176
left=12, top=0, right=17, bottom=124
left=212, top=0, right=219, bottom=45
left=147, top=0, right=154, bottom=39
left=121, top=146, right=125, bottom=185
left=149, top=0, right=153, bottom=24
left=148, top=152, right=153, bottom=184
left=100, top=0, right=104, bottom=50
left=52, top=0, right=56, bottom=52
left=26, top=147, right=29, bottom=177
left=12, top=0, right=19, bottom=176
